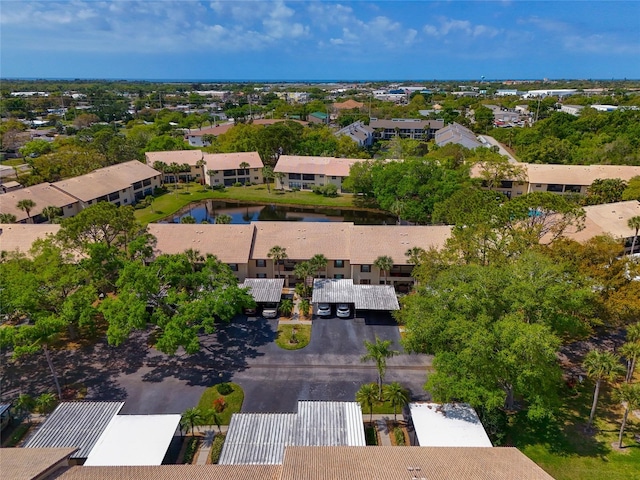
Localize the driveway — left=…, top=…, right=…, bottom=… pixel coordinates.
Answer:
left=0, top=313, right=432, bottom=415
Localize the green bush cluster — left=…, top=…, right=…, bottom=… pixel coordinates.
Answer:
left=182, top=437, right=199, bottom=464
left=394, top=427, right=406, bottom=446
left=216, top=382, right=233, bottom=395
left=210, top=433, right=226, bottom=464
left=312, top=184, right=338, bottom=197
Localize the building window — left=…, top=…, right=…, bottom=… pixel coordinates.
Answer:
left=224, top=169, right=236, bottom=177
left=360, top=279, right=371, bottom=285
left=360, top=264, right=371, bottom=273
left=256, top=259, right=266, bottom=268
left=289, top=182, right=302, bottom=189
left=499, top=180, right=513, bottom=188
left=331, top=176, right=337, bottom=180
left=564, top=185, right=581, bottom=193
left=108, top=192, right=120, bottom=201
left=289, top=173, right=301, bottom=180
left=334, top=260, right=344, bottom=268
left=302, top=174, right=315, bottom=181
left=546, top=184, right=564, bottom=193
left=133, top=181, right=142, bottom=190
left=66, top=205, right=73, bottom=210
left=228, top=264, right=238, bottom=272
left=143, top=178, right=152, bottom=187
left=334, top=274, right=344, bottom=279
left=257, top=273, right=267, bottom=279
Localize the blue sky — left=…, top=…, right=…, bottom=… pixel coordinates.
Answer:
left=1, top=1, right=639, bottom=81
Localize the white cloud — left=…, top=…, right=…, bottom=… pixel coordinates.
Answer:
left=423, top=17, right=500, bottom=38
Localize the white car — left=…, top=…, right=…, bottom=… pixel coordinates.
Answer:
left=336, top=304, right=351, bottom=318
left=317, top=304, right=332, bottom=317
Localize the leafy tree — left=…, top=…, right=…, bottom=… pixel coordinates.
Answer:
left=16, top=199, right=36, bottom=222
left=405, top=246, right=426, bottom=266
left=628, top=216, right=640, bottom=254
left=99, top=253, right=254, bottom=354
left=0, top=213, right=17, bottom=223
left=182, top=407, right=203, bottom=436
left=361, top=336, right=399, bottom=399
left=342, top=160, right=375, bottom=198
left=356, top=383, right=377, bottom=423
left=267, top=246, right=287, bottom=279
left=180, top=215, right=196, bottom=224
left=19, top=139, right=53, bottom=158
left=373, top=256, right=393, bottom=285
left=41, top=206, right=62, bottom=223
left=620, top=323, right=640, bottom=382
left=309, top=254, right=328, bottom=277
left=615, top=383, right=640, bottom=448
left=622, top=176, right=640, bottom=201
left=215, top=214, right=232, bottom=224
left=383, top=382, right=408, bottom=421
left=36, top=392, right=58, bottom=415
left=293, top=261, right=314, bottom=297
left=583, top=349, right=624, bottom=428
left=14, top=394, right=35, bottom=423
left=299, top=298, right=310, bottom=317
left=473, top=149, right=526, bottom=189
left=262, top=165, right=275, bottom=193
left=473, top=105, right=494, bottom=133
left=279, top=299, right=294, bottom=317
left=584, top=178, right=628, bottom=205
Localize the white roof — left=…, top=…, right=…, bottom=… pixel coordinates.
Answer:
left=84, top=414, right=181, bottom=466
left=409, top=403, right=492, bottom=447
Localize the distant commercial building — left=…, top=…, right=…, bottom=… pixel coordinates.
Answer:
left=560, top=105, right=584, bottom=116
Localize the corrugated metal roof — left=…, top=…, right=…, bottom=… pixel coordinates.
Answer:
left=219, top=402, right=365, bottom=465
left=219, top=413, right=296, bottom=465
left=241, top=278, right=285, bottom=303
left=24, top=402, right=124, bottom=459
left=0, top=404, right=11, bottom=416
left=312, top=279, right=399, bottom=310
left=311, top=279, right=354, bottom=304
left=352, top=285, right=400, bottom=311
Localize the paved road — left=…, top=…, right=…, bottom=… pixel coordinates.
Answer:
left=478, top=134, right=519, bottom=163
left=1, top=313, right=432, bottom=415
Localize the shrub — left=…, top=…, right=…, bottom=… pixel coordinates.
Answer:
left=210, top=433, right=226, bottom=464
left=216, top=382, right=233, bottom=395
left=312, top=184, right=338, bottom=197
left=213, top=397, right=227, bottom=413
left=394, top=427, right=406, bottom=446
left=182, top=437, right=199, bottom=464
left=233, top=182, right=243, bottom=187
left=299, top=299, right=310, bottom=317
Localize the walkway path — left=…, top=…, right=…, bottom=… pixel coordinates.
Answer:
left=375, top=419, right=392, bottom=446
left=193, top=425, right=228, bottom=465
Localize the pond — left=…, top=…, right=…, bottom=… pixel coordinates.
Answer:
left=162, top=200, right=398, bottom=225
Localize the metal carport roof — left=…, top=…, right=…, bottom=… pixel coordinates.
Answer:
left=312, top=279, right=399, bottom=310
left=241, top=278, right=285, bottom=303
left=23, top=402, right=124, bottom=459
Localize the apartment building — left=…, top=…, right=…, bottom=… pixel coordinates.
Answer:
left=204, top=151, right=264, bottom=187
left=52, top=161, right=162, bottom=209
left=0, top=183, right=79, bottom=223
left=145, top=150, right=205, bottom=184
left=473, top=163, right=640, bottom=198
left=435, top=122, right=483, bottom=149
left=369, top=118, right=444, bottom=140
left=274, top=155, right=364, bottom=192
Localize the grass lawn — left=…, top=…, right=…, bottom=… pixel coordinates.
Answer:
left=275, top=324, right=311, bottom=350
left=509, top=381, right=640, bottom=480
left=197, top=382, right=244, bottom=425
left=0, top=158, right=24, bottom=167
left=134, top=183, right=362, bottom=225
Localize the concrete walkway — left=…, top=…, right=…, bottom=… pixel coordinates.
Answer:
left=375, top=419, right=392, bottom=446
left=192, top=425, right=228, bottom=465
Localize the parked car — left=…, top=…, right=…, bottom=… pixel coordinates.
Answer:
left=262, top=303, right=279, bottom=319
left=317, top=303, right=332, bottom=317
left=336, top=304, right=351, bottom=318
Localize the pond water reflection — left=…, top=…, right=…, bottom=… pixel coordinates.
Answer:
left=163, top=200, right=398, bottom=225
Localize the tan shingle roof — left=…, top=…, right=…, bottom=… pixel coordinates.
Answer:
left=525, top=163, right=640, bottom=186
left=280, top=446, right=555, bottom=480
left=251, top=221, right=352, bottom=260
left=57, top=464, right=282, bottom=480
left=0, top=447, right=77, bottom=480
left=349, top=225, right=452, bottom=265
left=333, top=99, right=365, bottom=110
left=148, top=223, right=255, bottom=264
left=274, top=155, right=364, bottom=177
left=145, top=150, right=204, bottom=166
left=0, top=223, right=61, bottom=255
left=557, top=200, right=640, bottom=243
left=0, top=183, right=78, bottom=222
left=52, top=161, right=161, bottom=202
left=204, top=151, right=264, bottom=171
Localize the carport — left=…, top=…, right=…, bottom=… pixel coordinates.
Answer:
left=241, top=278, right=285, bottom=316
left=311, top=279, right=399, bottom=315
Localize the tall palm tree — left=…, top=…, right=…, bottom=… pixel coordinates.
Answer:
left=206, top=169, right=218, bottom=188
left=268, top=245, right=288, bottom=279
left=0, top=213, right=17, bottom=223
left=263, top=166, right=275, bottom=193
left=36, top=393, right=58, bottom=415
left=628, top=216, right=640, bottom=255
left=356, top=383, right=378, bottom=423
left=583, top=349, right=624, bottom=427
left=294, top=261, right=315, bottom=296
left=239, top=161, right=250, bottom=185
left=373, top=255, right=394, bottom=286
left=15, top=394, right=35, bottom=423
left=182, top=407, right=203, bottom=436
left=383, top=382, right=408, bottom=422
left=310, top=253, right=328, bottom=278
left=361, top=336, right=399, bottom=399
left=615, top=382, right=640, bottom=448
left=620, top=322, right=640, bottom=382
left=41, top=205, right=62, bottom=223
left=16, top=199, right=36, bottom=223
left=274, top=171, right=286, bottom=191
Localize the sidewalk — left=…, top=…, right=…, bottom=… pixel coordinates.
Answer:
left=192, top=425, right=228, bottom=465
left=277, top=293, right=312, bottom=325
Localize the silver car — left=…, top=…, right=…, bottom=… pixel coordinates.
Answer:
left=336, top=304, right=351, bottom=318
left=317, top=303, right=332, bottom=317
